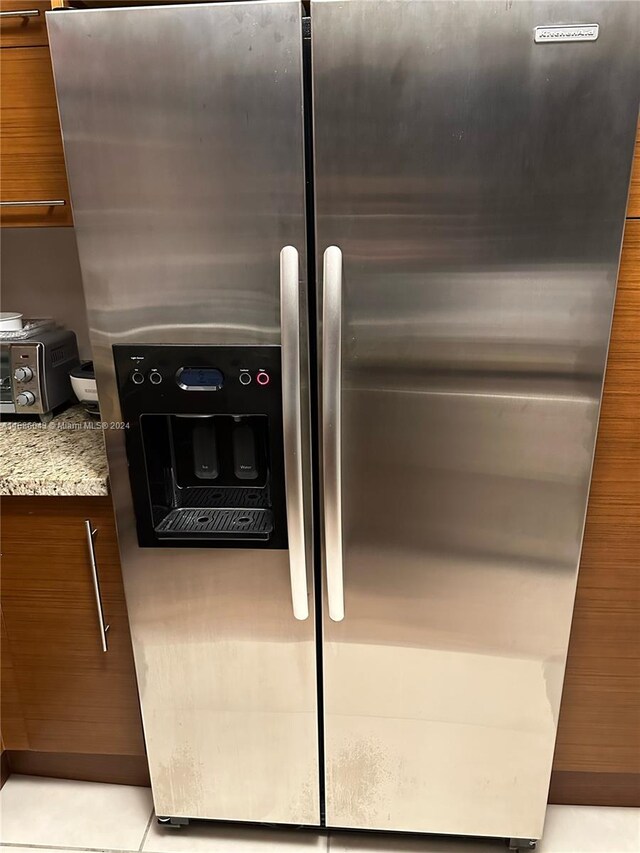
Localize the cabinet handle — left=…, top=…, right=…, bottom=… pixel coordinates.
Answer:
left=84, top=520, right=110, bottom=653
left=0, top=9, right=41, bottom=18
left=0, top=200, right=65, bottom=207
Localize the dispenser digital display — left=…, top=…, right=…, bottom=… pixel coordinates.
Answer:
left=176, top=367, right=224, bottom=390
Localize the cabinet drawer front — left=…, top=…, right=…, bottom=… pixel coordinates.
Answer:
left=0, top=46, right=72, bottom=226
left=1, top=497, right=145, bottom=756
left=0, top=1, right=51, bottom=48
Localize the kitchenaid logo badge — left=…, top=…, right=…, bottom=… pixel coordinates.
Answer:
left=534, top=23, right=599, bottom=43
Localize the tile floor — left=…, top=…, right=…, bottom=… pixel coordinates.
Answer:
left=0, top=776, right=638, bottom=853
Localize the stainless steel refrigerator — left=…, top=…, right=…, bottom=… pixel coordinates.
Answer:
left=47, top=1, right=638, bottom=846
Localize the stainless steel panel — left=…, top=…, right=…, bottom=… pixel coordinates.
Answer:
left=312, top=0, right=638, bottom=840
left=48, top=1, right=319, bottom=824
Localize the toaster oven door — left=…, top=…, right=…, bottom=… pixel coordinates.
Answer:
left=0, top=345, right=16, bottom=413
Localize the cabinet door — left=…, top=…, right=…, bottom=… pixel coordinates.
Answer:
left=1, top=497, right=145, bottom=755
left=1, top=611, right=29, bottom=750
left=0, top=1, right=51, bottom=48
left=0, top=47, right=72, bottom=226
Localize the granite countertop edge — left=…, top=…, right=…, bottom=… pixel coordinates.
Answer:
left=0, top=405, right=110, bottom=498
left=0, top=477, right=109, bottom=498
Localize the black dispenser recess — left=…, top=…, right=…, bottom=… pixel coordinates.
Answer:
left=114, top=345, right=287, bottom=549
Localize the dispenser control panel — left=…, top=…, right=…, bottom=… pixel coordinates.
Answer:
left=113, top=345, right=286, bottom=550
left=117, top=345, right=277, bottom=403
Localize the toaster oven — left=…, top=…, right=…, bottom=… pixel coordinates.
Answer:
left=0, top=325, right=80, bottom=420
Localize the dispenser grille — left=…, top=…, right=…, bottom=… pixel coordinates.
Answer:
left=178, top=486, right=270, bottom=509
left=155, top=507, right=273, bottom=540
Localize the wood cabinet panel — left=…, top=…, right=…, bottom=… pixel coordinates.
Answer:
left=552, top=221, right=640, bottom=787
left=5, top=750, right=151, bottom=786
left=0, top=46, right=72, bottom=226
left=0, top=1, right=51, bottom=47
left=1, top=612, right=29, bottom=750
left=1, top=496, right=145, bottom=756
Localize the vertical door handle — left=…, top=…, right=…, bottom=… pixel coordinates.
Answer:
left=84, top=520, right=110, bottom=652
left=280, top=246, right=309, bottom=620
left=322, top=246, right=345, bottom=621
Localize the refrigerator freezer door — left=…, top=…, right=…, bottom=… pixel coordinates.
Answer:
left=48, top=1, right=319, bottom=824
left=312, top=0, right=638, bottom=840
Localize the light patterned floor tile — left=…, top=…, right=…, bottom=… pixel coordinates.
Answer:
left=540, top=805, right=640, bottom=852
left=1, top=777, right=638, bottom=853
left=0, top=775, right=153, bottom=850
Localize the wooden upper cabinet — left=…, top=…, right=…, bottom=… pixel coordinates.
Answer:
left=1, top=497, right=145, bottom=756
left=0, top=1, right=51, bottom=47
left=628, top=122, right=640, bottom=219
left=0, top=46, right=72, bottom=226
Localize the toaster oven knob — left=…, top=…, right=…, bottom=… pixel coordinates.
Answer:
left=16, top=391, right=36, bottom=407
left=14, top=366, right=34, bottom=383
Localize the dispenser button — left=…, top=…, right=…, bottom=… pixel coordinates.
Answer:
left=131, top=370, right=144, bottom=385
left=193, top=421, right=219, bottom=480
left=149, top=370, right=162, bottom=385
left=233, top=424, right=258, bottom=480
left=256, top=370, right=270, bottom=386
left=239, top=372, right=251, bottom=386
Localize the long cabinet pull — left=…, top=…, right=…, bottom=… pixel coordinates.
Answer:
left=84, top=520, right=110, bottom=652
left=0, top=200, right=65, bottom=207
left=0, top=9, right=40, bottom=18
left=280, top=245, right=309, bottom=620
left=322, top=246, right=345, bottom=622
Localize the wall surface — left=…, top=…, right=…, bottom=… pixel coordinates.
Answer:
left=0, top=227, right=90, bottom=359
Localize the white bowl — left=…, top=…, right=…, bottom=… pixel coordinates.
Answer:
left=0, top=312, right=23, bottom=331
left=70, top=374, right=99, bottom=403
left=70, top=362, right=99, bottom=415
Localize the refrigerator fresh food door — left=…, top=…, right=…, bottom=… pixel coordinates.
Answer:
left=312, top=0, right=638, bottom=841
left=48, top=1, right=319, bottom=824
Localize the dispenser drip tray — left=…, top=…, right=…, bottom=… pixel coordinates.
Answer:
left=155, top=507, right=273, bottom=541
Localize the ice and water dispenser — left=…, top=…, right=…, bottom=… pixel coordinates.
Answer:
left=114, top=345, right=287, bottom=548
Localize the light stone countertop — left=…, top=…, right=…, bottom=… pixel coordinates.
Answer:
left=0, top=405, right=109, bottom=497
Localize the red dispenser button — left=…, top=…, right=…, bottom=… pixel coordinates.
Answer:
left=256, top=371, right=270, bottom=386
